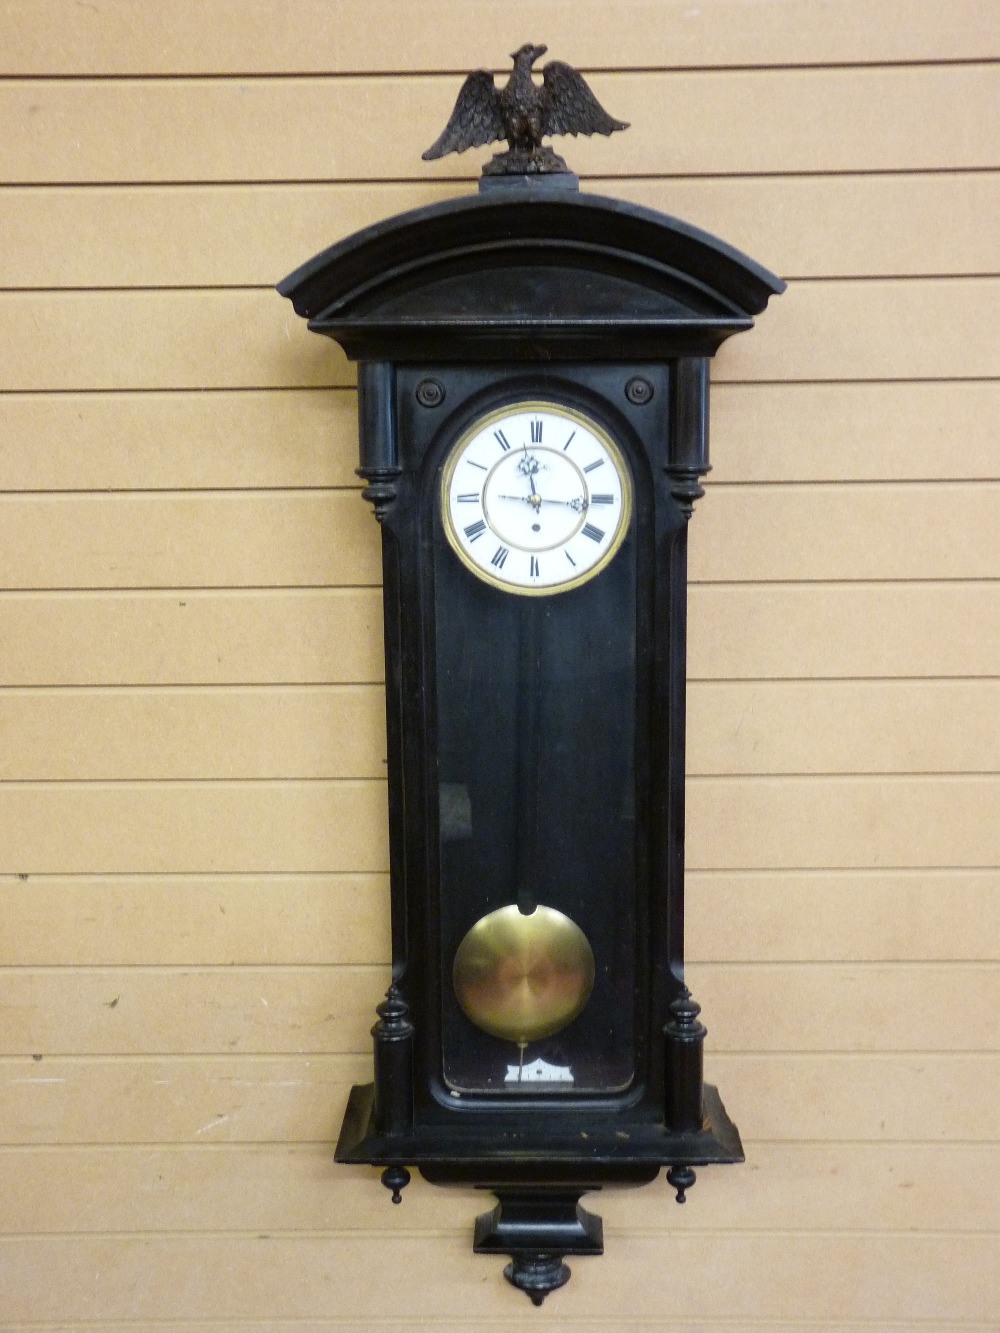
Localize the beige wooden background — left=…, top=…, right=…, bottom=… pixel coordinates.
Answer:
left=0, top=1, right=998, bottom=1328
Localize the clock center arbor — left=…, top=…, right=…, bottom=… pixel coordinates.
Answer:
left=279, top=175, right=783, bottom=1301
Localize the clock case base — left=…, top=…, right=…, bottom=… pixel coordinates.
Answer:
left=279, top=175, right=783, bottom=1303
left=337, top=1078, right=743, bottom=1302
left=337, top=1078, right=743, bottom=1176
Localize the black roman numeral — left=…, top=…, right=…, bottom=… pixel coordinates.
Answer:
left=583, top=459, right=604, bottom=474
left=490, top=546, right=509, bottom=569
left=530, top=420, right=543, bottom=443
left=562, top=431, right=576, bottom=452
left=464, top=520, right=487, bottom=542
left=456, top=492, right=480, bottom=503
left=565, top=551, right=577, bottom=567
left=494, top=429, right=512, bottom=451
left=590, top=493, right=614, bottom=505
left=466, top=459, right=488, bottom=471
left=529, top=555, right=540, bottom=578
left=582, top=523, right=605, bottom=542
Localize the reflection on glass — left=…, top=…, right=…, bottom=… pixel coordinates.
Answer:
left=434, top=499, right=639, bottom=1095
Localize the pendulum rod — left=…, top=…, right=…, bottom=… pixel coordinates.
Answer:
left=514, top=600, right=542, bottom=917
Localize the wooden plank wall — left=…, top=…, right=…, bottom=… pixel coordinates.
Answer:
left=0, top=1, right=997, bottom=1327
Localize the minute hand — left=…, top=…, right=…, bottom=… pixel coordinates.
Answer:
left=496, top=494, right=589, bottom=510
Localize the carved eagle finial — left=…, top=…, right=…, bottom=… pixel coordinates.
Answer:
left=422, top=43, right=628, bottom=176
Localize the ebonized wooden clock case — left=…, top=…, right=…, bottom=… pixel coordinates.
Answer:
left=279, top=175, right=783, bottom=1303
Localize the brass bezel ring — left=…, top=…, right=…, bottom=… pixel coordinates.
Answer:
left=440, top=399, right=633, bottom=597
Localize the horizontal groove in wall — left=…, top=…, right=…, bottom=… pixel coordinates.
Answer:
left=0, top=865, right=995, bottom=878
left=0, top=771, right=998, bottom=784
left=0, top=1050, right=992, bottom=1065
left=0, top=579, right=996, bottom=592
left=0, top=772, right=997, bottom=787
left=0, top=1224, right=995, bottom=1242
left=0, top=1326, right=993, bottom=1333
left=2, top=375, right=999, bottom=391
left=0, top=1136, right=994, bottom=1152
left=3, top=55, right=1000, bottom=79
left=6, top=269, right=1000, bottom=292
left=1, top=959, right=991, bottom=974
left=0, top=475, right=996, bottom=493
left=0, top=478, right=992, bottom=496
left=0, top=1325, right=986, bottom=1328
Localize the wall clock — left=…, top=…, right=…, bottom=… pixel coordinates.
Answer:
left=279, top=50, right=783, bottom=1304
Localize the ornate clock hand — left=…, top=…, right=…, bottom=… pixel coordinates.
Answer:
left=517, top=447, right=543, bottom=511
left=496, top=493, right=588, bottom=509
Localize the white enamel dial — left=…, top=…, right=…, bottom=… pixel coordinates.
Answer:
left=440, top=401, right=632, bottom=595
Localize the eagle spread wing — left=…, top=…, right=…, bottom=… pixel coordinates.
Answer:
left=540, top=62, right=629, bottom=138
left=422, top=71, right=506, bottom=159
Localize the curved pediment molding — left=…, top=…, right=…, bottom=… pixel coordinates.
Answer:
left=278, top=187, right=785, bottom=362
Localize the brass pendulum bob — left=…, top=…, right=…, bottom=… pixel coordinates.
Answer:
left=453, top=901, right=595, bottom=1048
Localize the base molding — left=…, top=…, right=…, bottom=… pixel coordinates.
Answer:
left=473, top=1186, right=602, bottom=1305
left=335, top=1081, right=743, bottom=1302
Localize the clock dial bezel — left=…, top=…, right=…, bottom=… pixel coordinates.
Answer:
left=440, top=399, right=633, bottom=596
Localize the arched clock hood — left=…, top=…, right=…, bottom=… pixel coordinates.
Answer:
left=277, top=185, right=785, bottom=363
